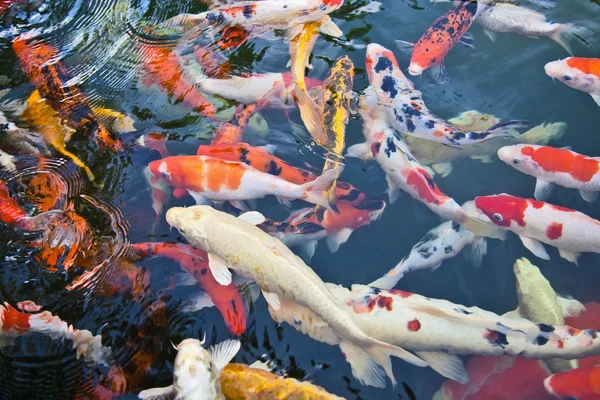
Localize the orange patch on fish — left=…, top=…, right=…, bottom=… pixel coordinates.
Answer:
left=566, top=57, right=600, bottom=78
left=475, top=195, right=529, bottom=228
left=0, top=181, right=28, bottom=225
left=405, top=168, right=447, bottom=204
left=407, top=319, right=421, bottom=332
left=546, top=222, right=563, bottom=240
left=2, top=304, right=31, bottom=333
left=390, top=289, right=414, bottom=298
left=521, top=146, right=600, bottom=183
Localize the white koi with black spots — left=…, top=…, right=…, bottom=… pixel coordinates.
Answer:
left=365, top=43, right=528, bottom=148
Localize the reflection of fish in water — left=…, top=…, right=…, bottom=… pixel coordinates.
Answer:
left=12, top=36, right=123, bottom=151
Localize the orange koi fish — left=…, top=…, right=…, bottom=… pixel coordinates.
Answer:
left=545, top=366, right=600, bottom=400
left=545, top=57, right=600, bottom=107
left=211, top=104, right=257, bottom=145
left=12, top=36, right=123, bottom=151
left=0, top=180, right=60, bottom=230
left=401, top=1, right=478, bottom=83
left=130, top=242, right=247, bottom=335
left=147, top=155, right=341, bottom=210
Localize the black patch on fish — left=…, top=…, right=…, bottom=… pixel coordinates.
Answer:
left=487, top=330, right=509, bottom=348
left=424, top=173, right=437, bottom=190
left=239, top=148, right=250, bottom=165
left=294, top=318, right=302, bottom=326
left=444, top=245, right=453, bottom=254
left=339, top=189, right=361, bottom=203
left=337, top=182, right=351, bottom=190
left=425, top=120, right=435, bottom=129
left=231, top=300, right=238, bottom=314
left=535, top=335, right=549, bottom=346
left=465, top=0, right=478, bottom=15
left=370, top=287, right=382, bottom=295
left=394, top=108, right=404, bottom=123
left=406, top=119, right=416, bottom=133
left=447, top=27, right=455, bottom=36
left=539, top=323, right=555, bottom=333
left=402, top=104, right=422, bottom=118
left=381, top=76, right=398, bottom=98
left=243, top=4, right=254, bottom=19
left=410, top=96, right=420, bottom=101
left=201, top=268, right=207, bottom=276
left=297, top=222, right=326, bottom=234
left=373, top=142, right=381, bottom=154
left=207, top=12, right=226, bottom=24
left=587, top=330, right=598, bottom=339
left=267, top=160, right=283, bottom=176
left=374, top=56, right=393, bottom=73
left=385, top=137, right=397, bottom=158
left=354, top=197, right=385, bottom=211
left=418, top=248, right=433, bottom=259
left=451, top=221, right=462, bottom=231
left=418, top=232, right=438, bottom=245
left=454, top=307, right=472, bottom=315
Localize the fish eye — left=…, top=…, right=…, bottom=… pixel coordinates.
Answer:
left=512, top=159, right=520, bottom=165
left=492, top=213, right=503, bottom=222
left=161, top=172, right=169, bottom=179
left=563, top=75, right=572, bottom=81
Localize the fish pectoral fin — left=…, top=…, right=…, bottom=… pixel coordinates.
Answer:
left=138, top=385, right=175, bottom=400
left=463, top=238, right=487, bottom=268
left=558, top=249, right=580, bottom=266
left=319, top=16, right=343, bottom=38
left=591, top=93, right=600, bottom=107
left=534, top=179, right=554, bottom=201
left=415, top=351, right=468, bottom=384
left=172, top=272, right=198, bottom=287
left=188, top=191, right=211, bottom=205
left=262, top=290, right=281, bottom=311
left=209, top=339, right=241, bottom=371
left=431, top=162, right=453, bottom=177
left=326, top=228, right=353, bottom=253
left=459, top=32, right=476, bottom=49
left=230, top=200, right=251, bottom=211
left=339, top=341, right=386, bottom=388
left=261, top=144, right=277, bottom=155
left=395, top=39, right=415, bottom=54
left=519, top=236, right=550, bottom=260
left=346, top=142, right=373, bottom=160
left=182, top=292, right=215, bottom=313
left=483, top=29, right=498, bottom=43
left=276, top=197, right=293, bottom=211
left=557, top=296, right=586, bottom=318
left=298, top=240, right=319, bottom=263
left=249, top=359, right=274, bottom=372
left=430, top=63, right=449, bottom=85
left=579, top=190, right=599, bottom=203
left=386, top=175, right=402, bottom=204
left=207, top=253, right=233, bottom=286
left=237, top=211, right=266, bottom=225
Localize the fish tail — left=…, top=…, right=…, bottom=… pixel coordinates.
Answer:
left=363, top=339, right=428, bottom=387
left=551, top=24, right=588, bottom=56
left=300, top=166, right=344, bottom=212
left=520, top=121, right=567, bottom=145
left=293, top=86, right=326, bottom=145
left=480, top=120, right=529, bottom=139
left=369, top=259, right=407, bottom=290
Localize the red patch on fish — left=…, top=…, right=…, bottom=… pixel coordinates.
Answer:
left=475, top=195, right=529, bottom=228
left=546, top=222, right=563, bottom=240
left=222, top=5, right=255, bottom=18
left=405, top=168, right=447, bottom=204
left=218, top=26, right=248, bottom=50
left=0, top=181, right=28, bottom=226
left=566, top=57, right=600, bottom=78
left=1, top=304, right=31, bottom=333
left=550, top=204, right=576, bottom=213
left=322, top=0, right=343, bottom=7
left=407, top=319, right=421, bottom=332
left=390, top=289, right=414, bottom=298
left=545, top=366, right=600, bottom=399
left=521, top=146, right=600, bottom=183
left=367, top=295, right=394, bottom=312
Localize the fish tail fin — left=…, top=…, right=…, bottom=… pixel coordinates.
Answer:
left=551, top=24, right=588, bottom=56
left=484, top=120, right=530, bottom=138
left=363, top=339, right=428, bottom=387
left=520, top=121, right=567, bottom=145
left=293, top=86, right=326, bottom=145
left=339, top=341, right=387, bottom=388
left=460, top=215, right=507, bottom=241
left=300, top=166, right=344, bottom=212
left=369, top=259, right=407, bottom=290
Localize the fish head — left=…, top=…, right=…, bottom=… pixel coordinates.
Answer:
left=407, top=62, right=425, bottom=77
left=474, top=194, right=526, bottom=229
left=148, top=159, right=174, bottom=185
left=365, top=43, right=400, bottom=84
left=545, top=58, right=597, bottom=93
left=166, top=206, right=212, bottom=251
left=173, top=338, right=217, bottom=395
left=497, top=145, right=540, bottom=175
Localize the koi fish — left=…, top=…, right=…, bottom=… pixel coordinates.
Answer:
left=545, top=57, right=600, bottom=108
left=12, top=37, right=123, bottom=151
left=130, top=242, right=247, bottom=335
left=365, top=43, right=528, bottom=147
left=348, top=85, right=506, bottom=240
left=474, top=194, right=600, bottom=264
left=166, top=206, right=428, bottom=388
left=136, top=132, right=171, bottom=158
left=220, top=363, right=345, bottom=399
left=498, top=144, right=600, bottom=203
left=270, top=283, right=600, bottom=383
left=139, top=338, right=240, bottom=400
left=147, top=155, right=342, bottom=211
left=0, top=180, right=61, bottom=230
left=401, top=1, right=478, bottom=83
left=545, top=366, right=600, bottom=400
left=430, top=0, right=556, bottom=10
left=369, top=210, right=490, bottom=289
left=211, top=104, right=257, bottom=145
left=476, top=3, right=586, bottom=55
left=193, top=44, right=233, bottom=79
left=511, top=257, right=585, bottom=373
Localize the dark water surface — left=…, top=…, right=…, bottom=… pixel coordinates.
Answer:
left=0, top=0, right=600, bottom=399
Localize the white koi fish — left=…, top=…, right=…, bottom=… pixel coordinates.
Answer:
left=139, top=338, right=240, bottom=400
left=498, top=144, right=600, bottom=203
left=474, top=194, right=600, bottom=265
left=166, top=206, right=428, bottom=388
left=430, top=0, right=556, bottom=9
left=365, top=43, right=528, bottom=147
left=545, top=57, right=600, bottom=107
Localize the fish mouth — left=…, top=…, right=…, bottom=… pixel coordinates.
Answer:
left=408, top=64, right=424, bottom=76
left=166, top=207, right=184, bottom=227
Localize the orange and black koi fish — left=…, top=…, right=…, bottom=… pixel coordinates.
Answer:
left=12, top=36, right=123, bottom=151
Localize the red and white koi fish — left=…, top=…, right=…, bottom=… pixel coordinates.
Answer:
left=476, top=4, right=586, bottom=56
left=545, top=366, right=600, bottom=400
left=348, top=85, right=505, bottom=240
left=147, top=155, right=342, bottom=211
left=474, top=194, right=600, bottom=264
left=130, top=242, right=247, bottom=335
left=270, top=283, right=600, bottom=384
left=365, top=43, right=528, bottom=147
left=399, top=1, right=478, bottom=83
left=498, top=144, right=600, bottom=203
left=545, top=58, right=600, bottom=107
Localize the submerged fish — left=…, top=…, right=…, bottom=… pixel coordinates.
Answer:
left=0, top=180, right=61, bottom=230
left=545, top=57, right=600, bottom=108
left=166, top=206, right=428, bottom=388
left=365, top=43, right=528, bottom=147
left=498, top=144, right=600, bottom=203
left=430, top=0, right=556, bottom=9
left=139, top=338, right=240, bottom=400
left=476, top=3, right=585, bottom=55
left=545, top=366, right=600, bottom=400
left=147, top=155, right=342, bottom=211
left=475, top=194, right=600, bottom=264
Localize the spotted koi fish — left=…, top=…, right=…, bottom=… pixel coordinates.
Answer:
left=499, top=144, right=600, bottom=203
left=130, top=242, right=247, bottom=335
left=12, top=36, right=123, bottom=151
left=545, top=366, right=600, bottom=399
left=148, top=155, right=342, bottom=211
left=545, top=57, right=600, bottom=108
left=270, top=283, right=600, bottom=384
left=348, top=85, right=505, bottom=242
left=365, top=43, right=528, bottom=147
left=402, top=1, right=478, bottom=83
left=475, top=194, right=600, bottom=265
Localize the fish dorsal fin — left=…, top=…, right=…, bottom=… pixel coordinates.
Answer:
left=209, top=339, right=241, bottom=371
left=138, top=385, right=175, bottom=400
left=591, top=93, right=600, bottom=107
left=207, top=253, right=233, bottom=286
left=238, top=211, right=266, bottom=225
left=262, top=290, right=281, bottom=311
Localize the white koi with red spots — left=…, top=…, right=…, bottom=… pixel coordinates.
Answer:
left=364, top=43, right=529, bottom=147
left=166, top=206, right=428, bottom=389
left=498, top=144, right=600, bottom=203
left=475, top=194, right=600, bottom=264
left=545, top=58, right=600, bottom=107
left=147, top=156, right=342, bottom=211
left=139, top=338, right=240, bottom=400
